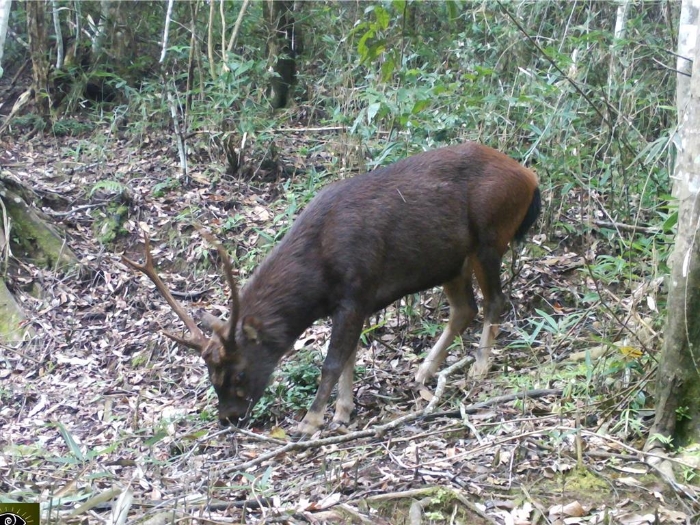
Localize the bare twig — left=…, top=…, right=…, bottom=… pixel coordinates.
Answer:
left=274, top=126, right=346, bottom=133
left=220, top=388, right=563, bottom=475
left=226, top=0, right=251, bottom=54
left=220, top=410, right=422, bottom=474
left=409, top=496, right=434, bottom=525
left=166, top=90, right=188, bottom=179
left=423, top=355, right=473, bottom=413
left=364, top=487, right=498, bottom=525
left=422, top=388, right=563, bottom=421
left=593, top=219, right=661, bottom=234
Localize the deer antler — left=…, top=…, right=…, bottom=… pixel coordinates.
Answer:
left=199, top=229, right=240, bottom=342
left=123, top=232, right=242, bottom=359
left=122, top=235, right=210, bottom=353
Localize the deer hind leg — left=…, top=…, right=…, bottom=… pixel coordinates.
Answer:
left=297, top=306, right=364, bottom=436
left=469, top=246, right=506, bottom=379
left=415, top=261, right=478, bottom=384
left=331, top=347, right=357, bottom=427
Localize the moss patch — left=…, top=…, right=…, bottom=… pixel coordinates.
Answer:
left=1, top=188, right=79, bottom=271
left=0, top=278, right=32, bottom=342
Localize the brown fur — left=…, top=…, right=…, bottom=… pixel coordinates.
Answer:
left=197, top=142, right=540, bottom=433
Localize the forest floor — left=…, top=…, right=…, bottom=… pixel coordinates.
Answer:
left=0, top=119, right=692, bottom=524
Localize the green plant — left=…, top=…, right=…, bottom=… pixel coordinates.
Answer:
left=88, top=180, right=128, bottom=198
left=217, top=467, right=274, bottom=498
left=7, top=114, right=47, bottom=136
left=51, top=118, right=95, bottom=137
left=51, top=421, right=120, bottom=465
left=153, top=177, right=180, bottom=198
left=676, top=406, right=692, bottom=422
left=92, top=203, right=129, bottom=245
left=251, top=347, right=323, bottom=423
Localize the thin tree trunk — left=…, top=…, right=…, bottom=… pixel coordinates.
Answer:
left=0, top=0, right=12, bottom=69
left=185, top=0, right=199, bottom=116
left=648, top=16, right=700, bottom=446
left=207, top=0, right=216, bottom=80
left=26, top=0, right=51, bottom=120
left=607, top=0, right=629, bottom=98
left=226, top=0, right=250, bottom=55
left=676, top=0, right=700, bottom=125
left=263, top=0, right=300, bottom=109
left=160, top=0, right=175, bottom=64
left=51, top=0, right=63, bottom=69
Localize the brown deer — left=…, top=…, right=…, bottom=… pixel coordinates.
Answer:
left=123, top=142, right=540, bottom=435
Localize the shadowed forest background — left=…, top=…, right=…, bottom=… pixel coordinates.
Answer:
left=1, top=1, right=700, bottom=524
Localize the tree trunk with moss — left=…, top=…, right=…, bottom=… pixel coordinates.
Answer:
left=26, top=0, right=51, bottom=120
left=648, top=13, right=700, bottom=446
left=0, top=175, right=79, bottom=342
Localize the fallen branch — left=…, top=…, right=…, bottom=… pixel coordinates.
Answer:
left=0, top=88, right=32, bottom=136
left=421, top=388, right=563, bottom=421
left=424, top=355, right=473, bottom=413
left=219, top=388, right=563, bottom=475
left=409, top=496, right=434, bottom=525
left=274, top=125, right=346, bottom=132
left=592, top=219, right=660, bottom=235
left=220, top=410, right=422, bottom=475
left=363, top=486, right=499, bottom=525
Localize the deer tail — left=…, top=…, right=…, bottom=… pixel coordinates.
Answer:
left=514, top=187, right=541, bottom=243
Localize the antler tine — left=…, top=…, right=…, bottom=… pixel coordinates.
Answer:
left=200, top=230, right=240, bottom=339
left=123, top=235, right=208, bottom=352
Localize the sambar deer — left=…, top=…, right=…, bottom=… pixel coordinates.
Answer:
left=123, top=142, right=540, bottom=435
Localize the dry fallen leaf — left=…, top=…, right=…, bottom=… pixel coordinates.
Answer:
left=270, top=426, right=287, bottom=440
left=548, top=500, right=586, bottom=519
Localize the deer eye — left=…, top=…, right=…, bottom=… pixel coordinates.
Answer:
left=235, top=371, right=246, bottom=383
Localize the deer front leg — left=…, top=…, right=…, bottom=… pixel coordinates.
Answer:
left=331, top=347, right=357, bottom=428
left=297, top=307, right=364, bottom=436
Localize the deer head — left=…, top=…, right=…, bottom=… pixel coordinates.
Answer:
left=122, top=233, right=266, bottom=425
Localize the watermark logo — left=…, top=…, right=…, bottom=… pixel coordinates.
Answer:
left=0, top=503, right=40, bottom=525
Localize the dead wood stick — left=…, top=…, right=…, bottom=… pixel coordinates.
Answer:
left=421, top=388, right=563, bottom=421
left=364, top=487, right=498, bottom=525
left=363, top=488, right=439, bottom=502
left=220, top=410, right=422, bottom=475
left=424, top=355, right=474, bottom=413
left=170, top=288, right=213, bottom=301
left=409, top=496, right=434, bottom=525
left=220, top=388, right=562, bottom=475
left=274, top=125, right=346, bottom=132
left=592, top=219, right=660, bottom=234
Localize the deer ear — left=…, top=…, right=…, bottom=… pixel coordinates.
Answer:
left=241, top=316, right=263, bottom=344
left=201, top=341, right=224, bottom=365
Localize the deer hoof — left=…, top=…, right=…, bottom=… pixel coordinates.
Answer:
left=327, top=421, right=350, bottom=434
left=332, top=412, right=351, bottom=426
left=468, top=359, right=491, bottom=379
left=295, top=410, right=324, bottom=437
left=415, top=364, right=434, bottom=384
left=293, top=421, right=321, bottom=438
